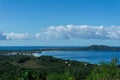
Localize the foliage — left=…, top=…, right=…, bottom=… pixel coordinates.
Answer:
left=0, top=55, right=92, bottom=80
left=47, top=71, right=74, bottom=80
left=86, top=58, right=120, bottom=80
left=0, top=55, right=120, bottom=80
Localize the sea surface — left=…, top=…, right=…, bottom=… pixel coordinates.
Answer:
left=34, top=51, right=120, bottom=64
left=0, top=46, right=120, bottom=64
left=0, top=46, right=82, bottom=50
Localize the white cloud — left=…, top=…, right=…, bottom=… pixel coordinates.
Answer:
left=1, top=25, right=120, bottom=41
left=35, top=25, right=120, bottom=40
left=6, top=32, right=29, bottom=40
left=0, top=31, right=7, bottom=40
left=0, top=31, right=30, bottom=40
left=35, top=33, right=41, bottom=40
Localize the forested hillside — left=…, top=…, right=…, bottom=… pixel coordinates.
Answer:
left=0, top=55, right=120, bottom=80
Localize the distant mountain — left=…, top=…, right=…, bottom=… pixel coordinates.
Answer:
left=84, top=45, right=120, bottom=51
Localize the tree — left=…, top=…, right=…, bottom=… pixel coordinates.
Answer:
left=47, top=71, right=74, bottom=80
left=86, top=58, right=120, bottom=80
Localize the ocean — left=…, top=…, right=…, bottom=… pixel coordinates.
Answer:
left=34, top=51, right=120, bottom=64
left=0, top=46, right=120, bottom=64
left=0, top=46, right=82, bottom=50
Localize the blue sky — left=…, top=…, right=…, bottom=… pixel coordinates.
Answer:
left=0, top=0, right=120, bottom=46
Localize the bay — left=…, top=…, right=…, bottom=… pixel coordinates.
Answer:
left=0, top=46, right=120, bottom=64
left=34, top=51, right=120, bottom=64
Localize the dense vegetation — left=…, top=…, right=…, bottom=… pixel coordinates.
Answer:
left=0, top=55, right=93, bottom=80
left=0, top=55, right=120, bottom=80
left=86, top=58, right=120, bottom=80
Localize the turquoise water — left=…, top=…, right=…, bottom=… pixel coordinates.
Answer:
left=34, top=51, right=120, bottom=64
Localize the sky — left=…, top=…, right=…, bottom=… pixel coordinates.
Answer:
left=0, top=0, right=120, bottom=46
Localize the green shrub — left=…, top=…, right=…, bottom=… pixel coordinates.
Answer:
left=86, top=58, right=120, bottom=80
left=47, top=71, right=74, bottom=80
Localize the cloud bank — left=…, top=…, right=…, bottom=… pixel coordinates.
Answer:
left=0, top=31, right=7, bottom=40
left=6, top=32, right=29, bottom=40
left=1, top=25, right=120, bottom=40
left=35, top=25, right=120, bottom=40
left=0, top=31, right=30, bottom=40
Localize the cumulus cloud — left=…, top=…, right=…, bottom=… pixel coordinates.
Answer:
left=0, top=31, right=30, bottom=40
left=35, top=25, right=120, bottom=40
left=0, top=31, right=7, bottom=40
left=1, top=25, right=120, bottom=41
left=35, top=33, right=41, bottom=40
left=6, top=32, right=29, bottom=40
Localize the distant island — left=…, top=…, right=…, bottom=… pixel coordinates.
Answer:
left=82, top=45, right=120, bottom=51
